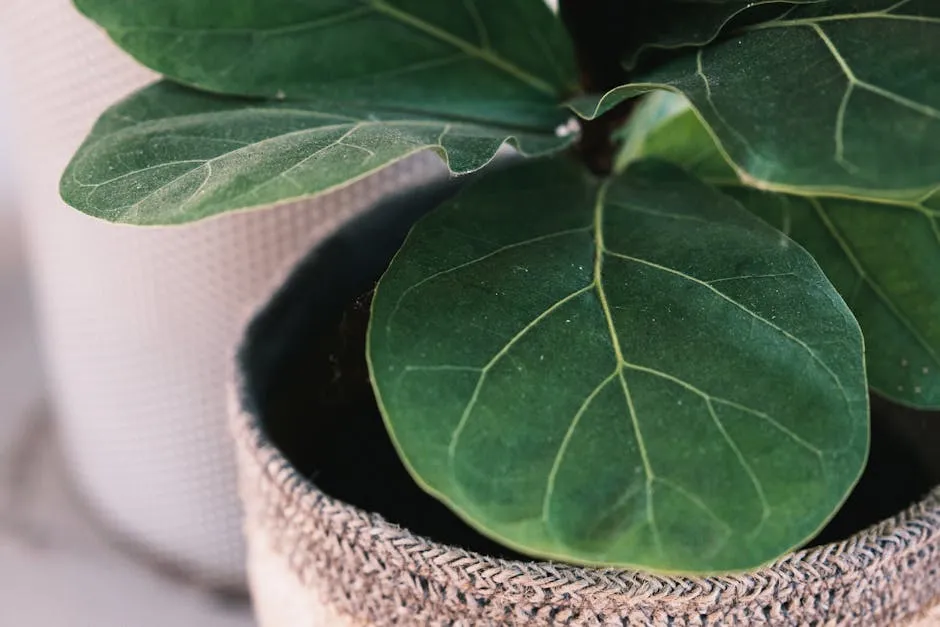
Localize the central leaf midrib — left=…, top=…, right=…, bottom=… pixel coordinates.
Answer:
left=89, top=104, right=561, bottom=150
left=74, top=110, right=559, bottom=214
left=584, top=182, right=830, bottom=548
left=592, top=180, right=660, bottom=550
left=103, top=1, right=561, bottom=98
left=368, top=0, right=558, bottom=97
left=576, top=181, right=836, bottom=550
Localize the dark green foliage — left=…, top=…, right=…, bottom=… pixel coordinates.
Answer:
left=61, top=0, right=940, bottom=572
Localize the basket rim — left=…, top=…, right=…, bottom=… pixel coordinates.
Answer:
left=229, top=184, right=940, bottom=607
left=234, top=393, right=940, bottom=601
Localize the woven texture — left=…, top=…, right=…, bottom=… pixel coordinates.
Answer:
left=234, top=410, right=940, bottom=626
left=0, top=0, right=445, bottom=586
left=230, top=199, right=940, bottom=625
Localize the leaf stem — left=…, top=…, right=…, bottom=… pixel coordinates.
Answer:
left=558, top=0, right=636, bottom=174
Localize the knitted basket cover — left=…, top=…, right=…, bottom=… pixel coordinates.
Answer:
left=232, top=198, right=940, bottom=626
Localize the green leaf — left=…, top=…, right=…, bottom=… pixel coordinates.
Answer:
left=73, top=0, right=576, bottom=125
left=630, top=95, right=940, bottom=408
left=737, top=190, right=940, bottom=409
left=621, top=1, right=817, bottom=70
left=368, top=156, right=868, bottom=573
left=572, top=0, right=940, bottom=199
left=613, top=90, right=696, bottom=171
left=60, top=82, right=573, bottom=225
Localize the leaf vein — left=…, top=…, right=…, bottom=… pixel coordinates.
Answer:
left=603, top=248, right=850, bottom=405
left=695, top=49, right=772, bottom=173
left=705, top=398, right=771, bottom=538
left=387, top=226, right=592, bottom=334
left=107, top=7, right=374, bottom=37
left=593, top=180, right=660, bottom=552
left=707, top=272, right=798, bottom=285
left=608, top=199, right=713, bottom=225
left=809, top=198, right=940, bottom=367
left=541, top=371, right=619, bottom=525
left=751, top=8, right=940, bottom=30
left=446, top=284, right=594, bottom=466
left=620, top=361, right=824, bottom=457
left=74, top=159, right=206, bottom=190
left=655, top=476, right=733, bottom=536
left=368, top=0, right=557, bottom=96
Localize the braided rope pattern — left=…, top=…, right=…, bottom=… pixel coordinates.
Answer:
left=232, top=399, right=940, bottom=626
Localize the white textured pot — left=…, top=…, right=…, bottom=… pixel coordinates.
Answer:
left=0, top=0, right=445, bottom=587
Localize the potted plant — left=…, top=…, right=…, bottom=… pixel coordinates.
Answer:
left=61, top=0, right=940, bottom=624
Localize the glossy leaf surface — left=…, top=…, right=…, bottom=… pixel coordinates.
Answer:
left=60, top=82, right=572, bottom=225
left=572, top=0, right=940, bottom=199
left=621, top=0, right=817, bottom=70
left=629, top=96, right=940, bottom=408
left=368, top=156, right=868, bottom=573
left=73, top=0, right=576, bottom=125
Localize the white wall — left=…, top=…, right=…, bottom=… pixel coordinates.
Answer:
left=0, top=62, right=10, bottom=188
left=0, top=63, right=25, bottom=276
left=0, top=73, right=10, bottom=207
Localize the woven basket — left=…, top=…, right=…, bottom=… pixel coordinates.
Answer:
left=232, top=185, right=940, bottom=626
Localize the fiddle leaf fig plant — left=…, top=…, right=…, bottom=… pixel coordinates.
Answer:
left=60, top=0, right=939, bottom=574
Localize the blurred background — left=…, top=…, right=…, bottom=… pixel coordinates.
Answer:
left=0, top=44, right=254, bottom=627
left=0, top=1, right=254, bottom=624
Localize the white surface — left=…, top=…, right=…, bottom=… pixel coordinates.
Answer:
left=1, top=0, right=250, bottom=581
left=0, top=267, right=256, bottom=627
left=0, top=540, right=251, bottom=627
left=0, top=68, right=10, bottom=200
left=0, top=271, right=41, bottom=443
left=0, top=25, right=254, bottom=625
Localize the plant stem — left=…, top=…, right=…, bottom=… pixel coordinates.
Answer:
left=558, top=0, right=631, bottom=94
left=558, top=0, right=637, bottom=175
left=576, top=100, right=635, bottom=176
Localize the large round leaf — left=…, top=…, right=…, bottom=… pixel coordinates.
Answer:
left=626, top=96, right=940, bottom=409
left=368, top=156, right=868, bottom=573
left=572, top=0, right=940, bottom=199
left=73, top=0, right=575, bottom=126
left=620, top=0, right=818, bottom=70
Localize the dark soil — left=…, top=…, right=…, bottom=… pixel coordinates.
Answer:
left=262, top=289, right=529, bottom=560
left=262, top=289, right=940, bottom=560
